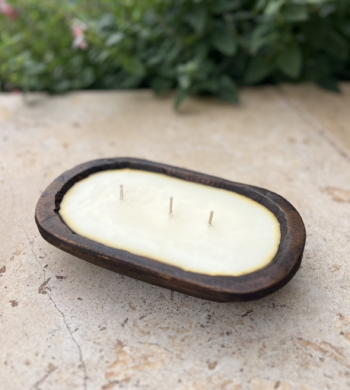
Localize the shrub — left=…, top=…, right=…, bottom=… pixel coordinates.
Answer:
left=1, top=0, right=349, bottom=107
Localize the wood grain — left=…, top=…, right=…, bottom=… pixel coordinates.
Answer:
left=35, top=158, right=306, bottom=302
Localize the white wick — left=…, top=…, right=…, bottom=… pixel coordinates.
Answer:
left=169, top=196, right=174, bottom=215
left=120, top=184, right=124, bottom=200
left=208, top=210, right=214, bottom=226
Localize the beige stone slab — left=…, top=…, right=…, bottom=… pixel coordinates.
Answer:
left=279, top=83, right=350, bottom=160
left=1, top=88, right=350, bottom=390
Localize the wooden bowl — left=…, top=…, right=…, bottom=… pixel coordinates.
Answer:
left=35, top=158, right=306, bottom=302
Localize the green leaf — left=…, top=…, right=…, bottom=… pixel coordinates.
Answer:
left=105, top=32, right=124, bottom=47
left=97, top=14, right=115, bottom=31
left=264, top=0, right=285, bottom=16
left=178, top=74, right=191, bottom=89
left=81, top=67, right=95, bottom=85
left=339, top=21, right=350, bottom=38
left=95, top=50, right=110, bottom=64
left=174, top=88, right=189, bottom=110
left=319, top=4, right=336, bottom=17
left=218, top=76, right=239, bottom=103
left=166, top=45, right=181, bottom=63
left=304, top=0, right=328, bottom=3
left=281, top=4, right=308, bottom=22
left=185, top=6, right=207, bottom=34
left=119, top=75, right=143, bottom=89
left=317, top=78, right=340, bottom=93
left=255, top=0, right=268, bottom=12
left=250, top=23, right=275, bottom=54
left=324, top=31, right=348, bottom=60
left=210, top=0, right=241, bottom=14
left=211, top=27, right=237, bottom=56
left=244, top=58, right=274, bottom=84
left=143, top=11, right=157, bottom=26
left=230, top=11, right=253, bottom=21
left=53, top=80, right=71, bottom=92
left=197, top=79, right=219, bottom=93
left=150, top=77, right=172, bottom=94
left=277, top=43, right=302, bottom=78
left=121, top=57, right=145, bottom=76
left=194, top=41, right=210, bottom=59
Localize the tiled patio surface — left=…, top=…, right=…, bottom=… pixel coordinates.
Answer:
left=1, top=85, right=350, bottom=390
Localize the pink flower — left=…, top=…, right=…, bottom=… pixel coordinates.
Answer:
left=73, top=26, right=84, bottom=38
left=73, top=36, right=88, bottom=50
left=72, top=19, right=88, bottom=50
left=0, top=0, right=17, bottom=20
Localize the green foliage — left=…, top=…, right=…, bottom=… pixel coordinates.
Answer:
left=1, top=0, right=350, bottom=107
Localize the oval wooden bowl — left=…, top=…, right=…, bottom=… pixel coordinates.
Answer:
left=35, top=158, right=306, bottom=302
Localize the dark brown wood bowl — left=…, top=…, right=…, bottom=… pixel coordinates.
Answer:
left=35, top=158, right=306, bottom=302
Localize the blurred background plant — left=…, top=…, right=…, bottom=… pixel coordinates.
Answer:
left=1, top=0, right=349, bottom=107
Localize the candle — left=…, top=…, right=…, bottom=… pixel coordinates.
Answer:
left=59, top=169, right=281, bottom=276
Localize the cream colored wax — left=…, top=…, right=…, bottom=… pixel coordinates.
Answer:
left=60, top=169, right=281, bottom=276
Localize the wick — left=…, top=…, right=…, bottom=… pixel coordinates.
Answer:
left=208, top=210, right=214, bottom=226
left=169, top=196, right=174, bottom=215
left=120, top=184, right=124, bottom=200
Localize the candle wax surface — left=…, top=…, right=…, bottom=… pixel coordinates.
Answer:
left=60, top=169, right=281, bottom=276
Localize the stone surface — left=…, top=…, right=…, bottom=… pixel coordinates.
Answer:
left=1, top=86, right=350, bottom=390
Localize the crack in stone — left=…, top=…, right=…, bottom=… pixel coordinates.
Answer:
left=29, top=236, right=88, bottom=390
left=4, top=167, right=88, bottom=390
